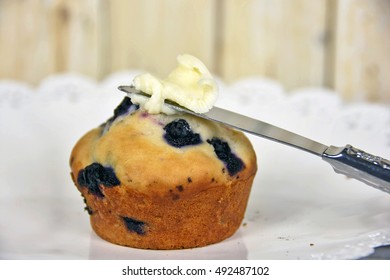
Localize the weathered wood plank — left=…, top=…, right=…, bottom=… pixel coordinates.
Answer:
left=0, top=0, right=20, bottom=80
left=218, top=0, right=328, bottom=90
left=0, top=0, right=103, bottom=83
left=334, top=0, right=390, bottom=102
left=0, top=0, right=56, bottom=83
left=0, top=0, right=389, bottom=103
left=49, top=0, right=101, bottom=78
left=108, top=0, right=217, bottom=77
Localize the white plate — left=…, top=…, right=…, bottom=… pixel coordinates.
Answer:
left=1, top=74, right=389, bottom=259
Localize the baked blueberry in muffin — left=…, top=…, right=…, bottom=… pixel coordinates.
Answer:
left=77, top=162, right=120, bottom=198
left=163, top=119, right=202, bottom=147
left=207, top=137, right=245, bottom=176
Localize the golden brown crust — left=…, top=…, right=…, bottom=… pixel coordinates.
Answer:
left=70, top=110, right=257, bottom=249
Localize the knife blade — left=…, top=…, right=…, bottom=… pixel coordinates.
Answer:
left=118, top=85, right=390, bottom=194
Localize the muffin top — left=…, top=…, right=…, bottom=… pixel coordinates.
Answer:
left=71, top=97, right=257, bottom=196
left=71, top=54, right=256, bottom=198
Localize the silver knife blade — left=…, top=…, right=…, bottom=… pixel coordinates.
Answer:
left=118, top=85, right=390, bottom=194
left=195, top=106, right=328, bottom=156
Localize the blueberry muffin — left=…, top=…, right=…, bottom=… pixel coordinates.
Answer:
left=70, top=95, right=257, bottom=250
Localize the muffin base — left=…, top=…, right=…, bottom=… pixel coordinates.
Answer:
left=84, top=175, right=255, bottom=250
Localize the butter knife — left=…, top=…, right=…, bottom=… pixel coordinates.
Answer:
left=118, top=85, right=390, bottom=194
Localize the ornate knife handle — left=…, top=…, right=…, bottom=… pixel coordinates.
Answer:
left=322, top=145, right=390, bottom=194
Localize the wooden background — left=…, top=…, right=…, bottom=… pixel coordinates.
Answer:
left=0, top=0, right=389, bottom=103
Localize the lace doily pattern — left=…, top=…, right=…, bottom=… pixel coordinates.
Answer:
left=0, top=73, right=389, bottom=260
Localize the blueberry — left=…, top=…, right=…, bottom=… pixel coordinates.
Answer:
left=163, top=119, right=202, bottom=147
left=207, top=137, right=244, bottom=176
left=113, top=96, right=138, bottom=119
left=77, top=163, right=120, bottom=198
left=103, top=97, right=139, bottom=132
left=122, top=216, right=146, bottom=235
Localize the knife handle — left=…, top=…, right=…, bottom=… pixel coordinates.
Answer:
left=322, top=145, right=390, bottom=194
